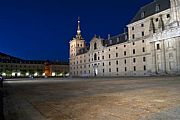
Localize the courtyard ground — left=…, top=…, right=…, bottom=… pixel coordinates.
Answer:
left=3, top=76, right=180, bottom=120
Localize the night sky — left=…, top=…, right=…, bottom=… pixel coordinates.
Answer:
left=0, top=0, right=153, bottom=61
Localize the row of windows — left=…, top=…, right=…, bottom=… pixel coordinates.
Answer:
left=74, top=48, right=146, bottom=64
left=72, top=57, right=146, bottom=70
left=105, top=65, right=147, bottom=73
left=73, top=65, right=147, bottom=75
left=132, top=31, right=145, bottom=39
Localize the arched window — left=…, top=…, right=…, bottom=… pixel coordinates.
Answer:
left=94, top=53, right=97, bottom=61
left=94, top=43, right=97, bottom=50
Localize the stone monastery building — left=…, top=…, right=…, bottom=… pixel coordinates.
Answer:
left=69, top=0, right=180, bottom=77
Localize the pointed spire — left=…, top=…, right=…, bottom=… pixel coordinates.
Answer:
left=76, top=17, right=82, bottom=39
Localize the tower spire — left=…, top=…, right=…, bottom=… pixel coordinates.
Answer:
left=76, top=17, right=82, bottom=39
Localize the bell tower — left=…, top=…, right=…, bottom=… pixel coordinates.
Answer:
left=170, top=0, right=180, bottom=26
left=69, top=18, right=86, bottom=58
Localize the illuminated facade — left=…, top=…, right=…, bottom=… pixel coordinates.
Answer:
left=0, top=52, right=69, bottom=77
left=69, top=0, right=180, bottom=77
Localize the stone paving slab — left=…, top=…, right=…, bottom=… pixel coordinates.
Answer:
left=4, top=84, right=46, bottom=120
left=3, top=77, right=180, bottom=120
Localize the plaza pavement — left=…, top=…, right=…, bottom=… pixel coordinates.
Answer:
left=3, top=76, right=180, bottom=120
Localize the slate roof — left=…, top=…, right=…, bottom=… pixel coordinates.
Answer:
left=105, top=33, right=128, bottom=47
left=130, top=0, right=170, bottom=24
left=0, top=52, right=68, bottom=65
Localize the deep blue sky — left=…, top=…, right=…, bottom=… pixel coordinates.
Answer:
left=0, top=0, right=153, bottom=61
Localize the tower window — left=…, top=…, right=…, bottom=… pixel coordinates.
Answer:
left=94, top=43, right=97, bottom=50
left=157, top=44, right=160, bottom=50
left=167, top=14, right=170, bottom=18
left=94, top=53, right=97, bottom=61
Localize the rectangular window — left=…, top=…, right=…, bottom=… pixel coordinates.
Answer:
left=103, top=69, right=104, bottom=73
left=124, top=59, right=127, bottom=64
left=143, top=57, right=146, bottom=62
left=143, top=47, right=145, bottom=52
left=116, top=60, right=118, bottom=65
left=133, top=49, right=136, bottom=54
left=134, top=66, right=136, bottom=71
left=102, top=56, right=104, bottom=60
left=141, top=24, right=144, bottom=27
left=109, top=54, right=111, bottom=58
left=132, top=34, right=135, bottom=39
left=124, top=51, right=126, bottom=56
left=103, top=63, right=104, bottom=66
left=144, top=65, right=146, bottom=71
left=116, top=53, right=118, bottom=57
left=133, top=58, right=136, bottom=63
left=109, top=68, right=111, bottom=72
left=125, top=67, right=127, bottom=72
left=142, top=31, right=144, bottom=36
left=132, top=27, right=134, bottom=30
left=116, top=68, right=119, bottom=72
left=157, top=44, right=160, bottom=50
left=109, top=62, right=111, bottom=66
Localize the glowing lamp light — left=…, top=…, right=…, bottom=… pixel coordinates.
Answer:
left=17, top=72, right=21, bottom=76
left=26, top=72, right=29, bottom=76
left=12, top=72, right=16, bottom=76
left=42, top=73, right=45, bottom=76
left=52, top=72, right=56, bottom=76
left=59, top=73, right=63, bottom=77
left=34, top=72, right=38, bottom=76
left=2, top=73, right=6, bottom=76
